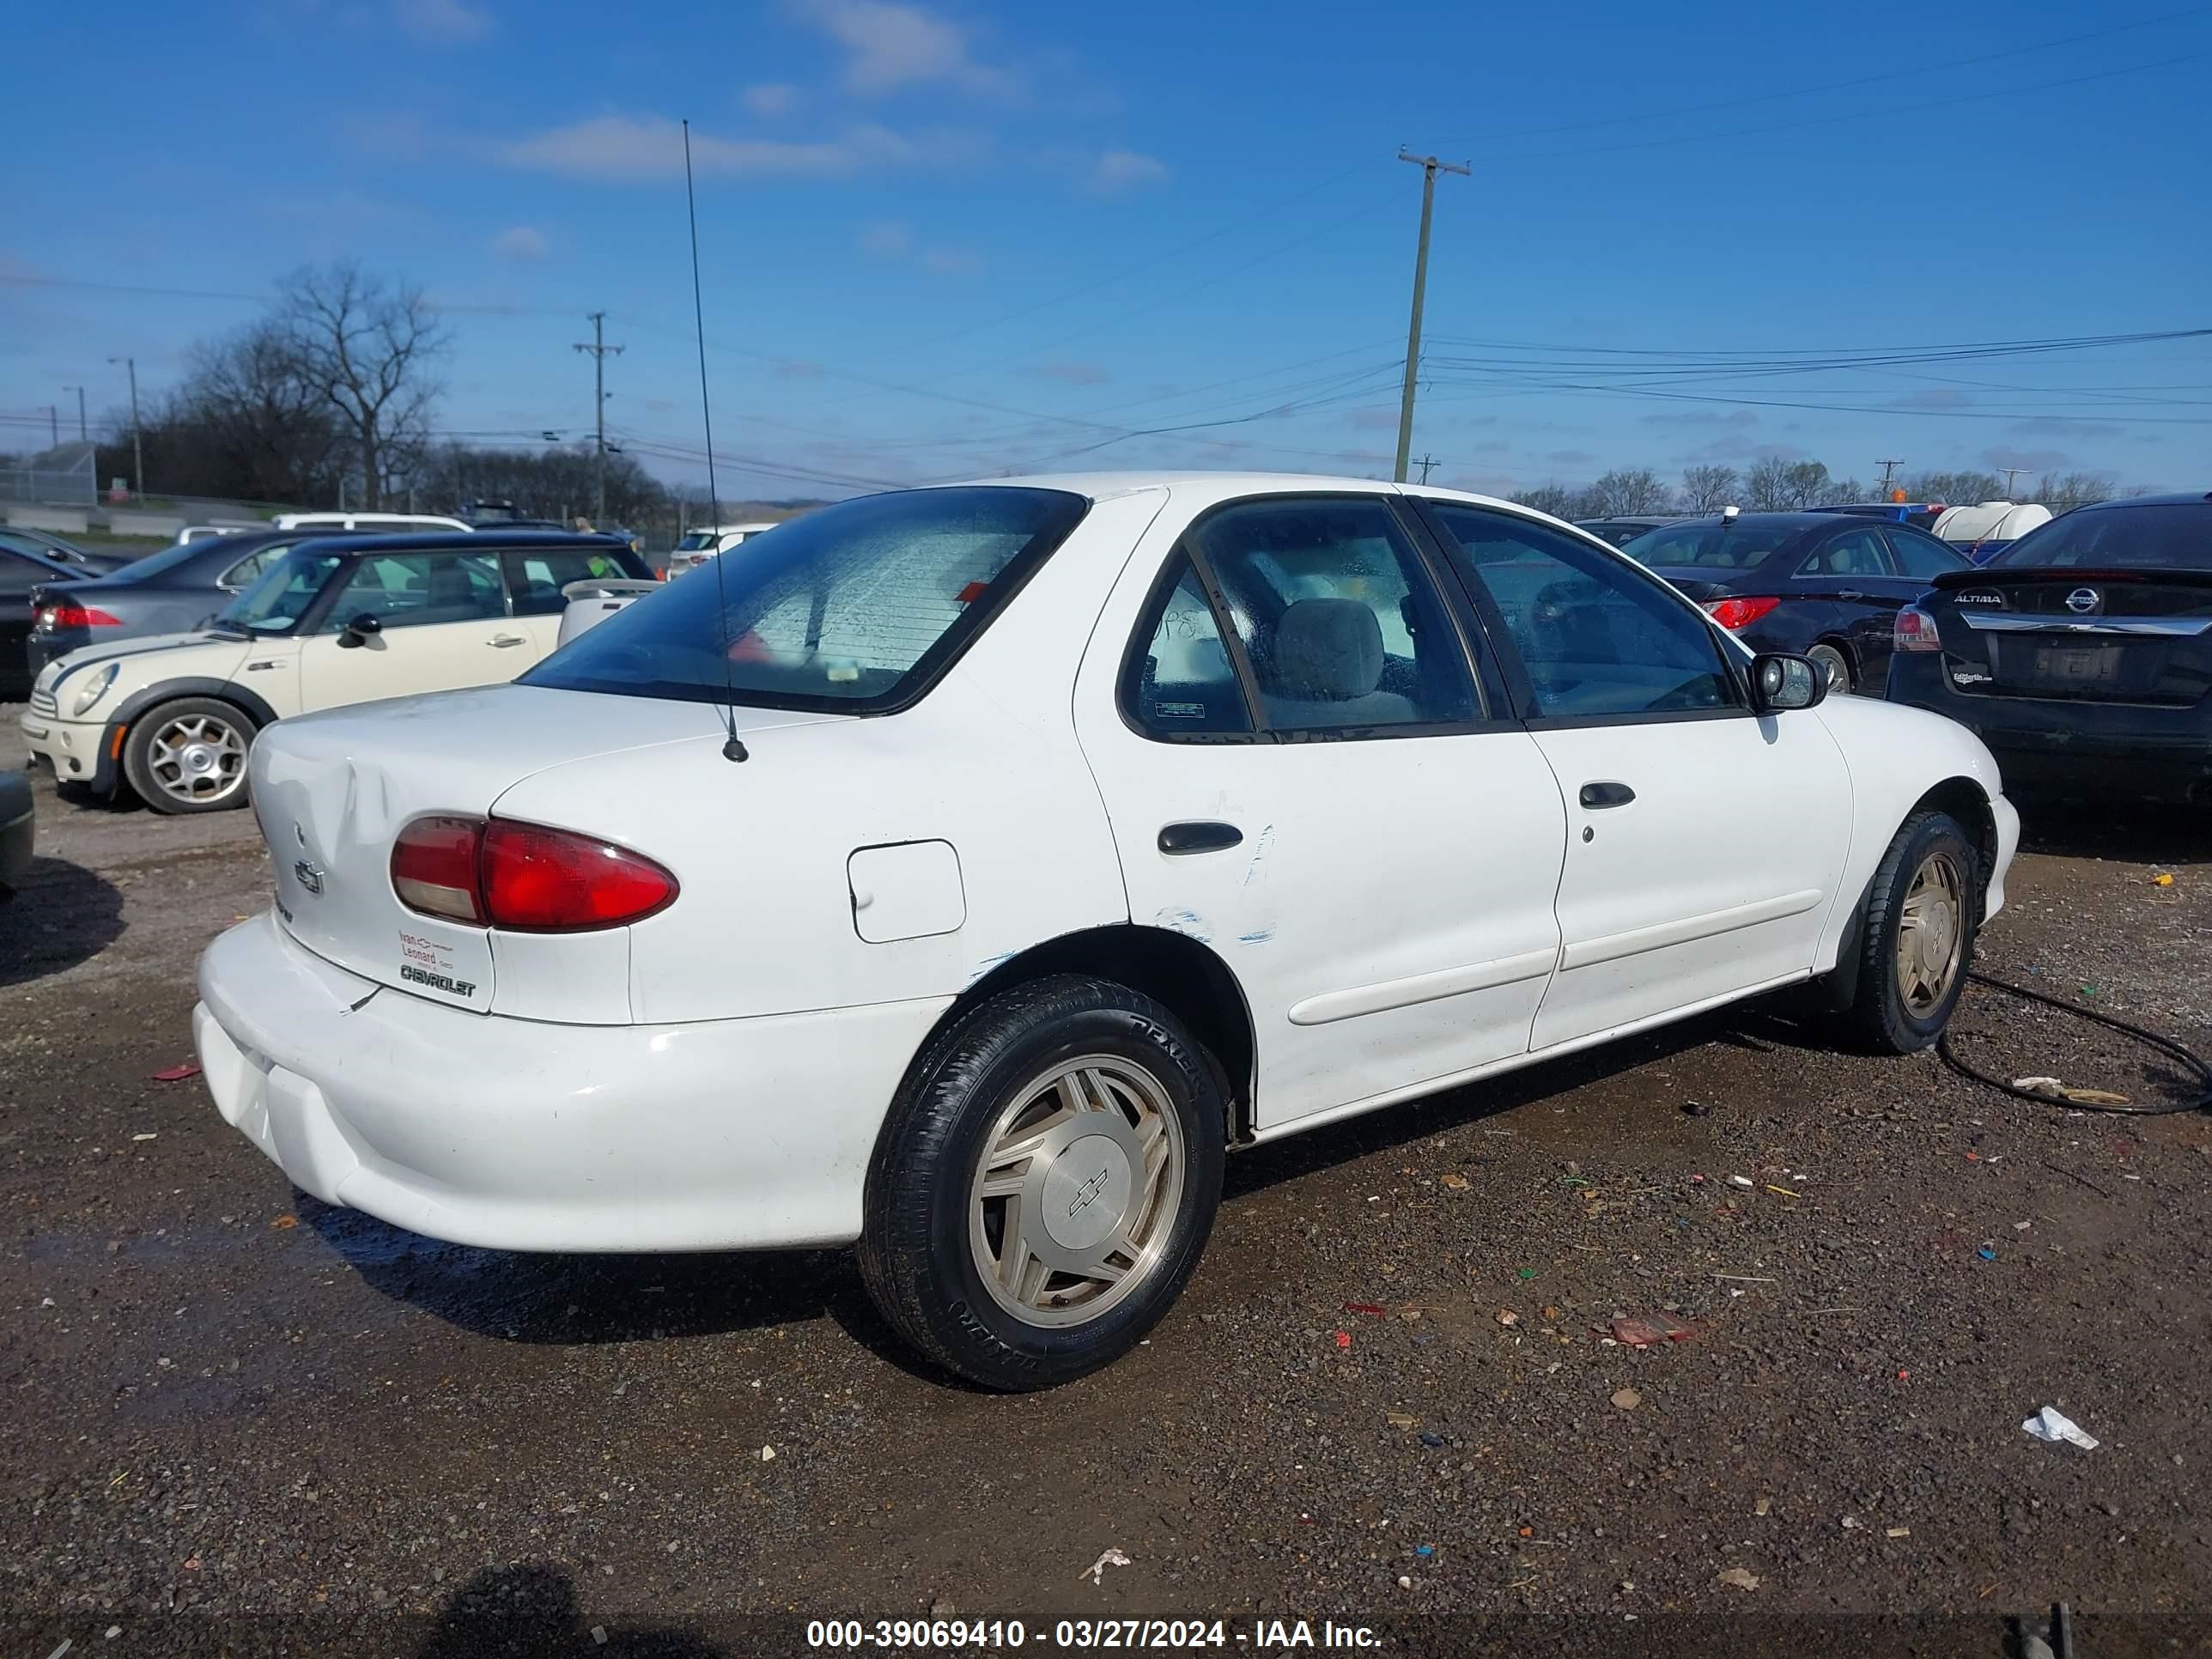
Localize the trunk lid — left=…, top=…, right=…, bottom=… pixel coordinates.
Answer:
left=248, top=683, right=834, bottom=1012
left=1924, top=567, right=2212, bottom=705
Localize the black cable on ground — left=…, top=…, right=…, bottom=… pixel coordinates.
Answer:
left=1939, top=969, right=2212, bottom=1115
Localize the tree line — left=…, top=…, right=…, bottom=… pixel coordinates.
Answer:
left=1506, top=460, right=2121, bottom=522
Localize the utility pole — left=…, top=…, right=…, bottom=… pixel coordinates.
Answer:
left=1393, top=147, right=1469, bottom=484
left=1876, top=458, right=1904, bottom=498
left=573, top=311, right=624, bottom=526
left=1415, top=453, right=1437, bottom=485
left=109, top=357, right=143, bottom=501
left=63, top=386, right=87, bottom=442
left=1998, top=466, right=2027, bottom=497
left=40, top=405, right=58, bottom=448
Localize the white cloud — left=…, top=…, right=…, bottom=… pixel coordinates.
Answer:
left=859, top=220, right=913, bottom=258
left=490, top=224, right=547, bottom=260
left=793, top=0, right=1017, bottom=98
left=1087, top=147, right=1168, bottom=194
left=921, top=245, right=981, bottom=274
left=492, top=113, right=983, bottom=182
left=741, top=82, right=801, bottom=118
left=394, top=0, right=492, bottom=42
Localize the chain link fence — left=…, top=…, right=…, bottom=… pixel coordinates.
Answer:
left=0, top=441, right=96, bottom=507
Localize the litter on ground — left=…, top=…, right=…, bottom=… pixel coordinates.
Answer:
left=2022, top=1407, right=2100, bottom=1450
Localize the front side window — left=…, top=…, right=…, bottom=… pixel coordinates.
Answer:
left=216, top=550, right=347, bottom=634
left=1428, top=505, right=1739, bottom=720
left=1122, top=556, right=1252, bottom=736
left=526, top=486, right=1088, bottom=710
left=1188, top=497, right=1478, bottom=732
left=321, top=551, right=507, bottom=631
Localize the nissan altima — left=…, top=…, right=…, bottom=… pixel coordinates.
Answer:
left=192, top=473, right=2018, bottom=1389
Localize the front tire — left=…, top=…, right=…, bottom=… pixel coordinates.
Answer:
left=1841, top=809, right=1978, bottom=1054
left=122, top=696, right=258, bottom=815
left=857, top=975, right=1226, bottom=1391
left=1807, top=642, right=1853, bottom=696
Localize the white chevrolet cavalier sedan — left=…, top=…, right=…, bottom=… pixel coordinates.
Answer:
left=194, top=474, right=2018, bottom=1389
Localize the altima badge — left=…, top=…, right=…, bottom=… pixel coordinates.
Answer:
left=294, top=860, right=325, bottom=896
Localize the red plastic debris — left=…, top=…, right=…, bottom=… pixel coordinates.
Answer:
left=150, top=1063, right=201, bottom=1083
left=1334, top=1330, right=1352, bottom=1351
left=1341, top=1302, right=1388, bottom=1318
left=1601, top=1314, right=1700, bottom=1347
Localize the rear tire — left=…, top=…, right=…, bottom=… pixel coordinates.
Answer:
left=1808, top=642, right=1853, bottom=696
left=857, top=975, right=1226, bottom=1391
left=1840, top=809, right=1978, bottom=1054
left=122, top=696, right=258, bottom=815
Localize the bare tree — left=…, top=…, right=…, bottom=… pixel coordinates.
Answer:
left=2035, top=471, right=2115, bottom=509
left=1583, top=467, right=1672, bottom=516
left=1906, top=470, right=2003, bottom=507
left=164, top=320, right=345, bottom=504
left=1678, top=464, right=1738, bottom=514
left=279, top=263, right=449, bottom=509
left=1510, top=483, right=1583, bottom=519
left=1743, top=455, right=1792, bottom=510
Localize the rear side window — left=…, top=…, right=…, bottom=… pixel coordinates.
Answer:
left=1797, top=526, right=1893, bottom=579
left=526, top=486, right=1089, bottom=712
left=1123, top=556, right=1253, bottom=736
left=1188, top=497, right=1478, bottom=732
left=321, top=551, right=506, bottom=630
left=502, top=546, right=638, bottom=616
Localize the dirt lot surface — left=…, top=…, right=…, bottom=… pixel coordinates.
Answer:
left=3, top=705, right=2209, bottom=1656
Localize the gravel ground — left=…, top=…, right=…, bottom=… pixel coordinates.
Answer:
left=3, top=706, right=2209, bottom=1657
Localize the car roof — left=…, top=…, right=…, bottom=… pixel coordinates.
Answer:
left=2070, top=490, right=2212, bottom=511
left=283, top=528, right=634, bottom=556
left=1646, top=511, right=1841, bottom=532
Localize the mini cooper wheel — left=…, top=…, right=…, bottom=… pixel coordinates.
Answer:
left=1841, top=808, right=1979, bottom=1054
left=123, top=696, right=258, bottom=815
left=858, top=974, right=1226, bottom=1391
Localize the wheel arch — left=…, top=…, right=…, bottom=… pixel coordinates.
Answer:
left=1812, top=772, right=1995, bottom=1014
left=109, top=678, right=278, bottom=737
left=935, top=925, right=1258, bottom=1146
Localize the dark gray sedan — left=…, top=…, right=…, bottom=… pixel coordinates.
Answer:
left=0, top=768, right=31, bottom=899
left=25, top=528, right=337, bottom=674
left=0, top=527, right=133, bottom=578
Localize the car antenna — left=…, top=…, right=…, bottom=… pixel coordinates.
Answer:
left=683, top=117, right=747, bottom=763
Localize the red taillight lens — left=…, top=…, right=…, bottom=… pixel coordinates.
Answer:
left=390, top=817, right=678, bottom=931
left=1702, top=595, right=1782, bottom=631
left=47, top=602, right=123, bottom=629
left=390, top=816, right=486, bottom=923
left=1894, top=604, right=1944, bottom=653
left=482, top=821, right=677, bottom=930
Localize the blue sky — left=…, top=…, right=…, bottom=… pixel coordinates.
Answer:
left=4, top=0, right=2209, bottom=501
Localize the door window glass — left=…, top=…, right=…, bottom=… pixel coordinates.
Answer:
left=322, top=551, right=506, bottom=631
left=1122, top=556, right=1252, bottom=735
left=502, top=547, right=627, bottom=617
left=1427, top=505, right=1739, bottom=719
left=1189, top=497, right=1477, bottom=732
left=1885, top=527, right=1970, bottom=580
left=0, top=551, right=42, bottom=596
left=1797, top=527, right=1894, bottom=579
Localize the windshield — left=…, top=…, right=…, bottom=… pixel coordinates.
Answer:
left=1990, top=504, right=2212, bottom=570
left=526, top=486, right=1090, bottom=711
left=1622, top=522, right=1800, bottom=569
left=214, top=549, right=346, bottom=633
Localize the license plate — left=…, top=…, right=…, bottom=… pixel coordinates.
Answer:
left=2033, top=646, right=2116, bottom=684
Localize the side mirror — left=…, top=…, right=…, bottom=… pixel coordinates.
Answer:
left=336, top=612, right=382, bottom=649
left=1751, top=652, right=1826, bottom=712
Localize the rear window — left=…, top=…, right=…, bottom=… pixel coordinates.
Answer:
left=1622, top=523, right=1798, bottom=569
left=1991, top=504, right=2212, bottom=571
left=525, top=486, right=1090, bottom=711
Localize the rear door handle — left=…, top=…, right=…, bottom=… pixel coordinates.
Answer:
left=488, top=634, right=529, bottom=647
left=1158, top=821, right=1243, bottom=855
left=1578, top=781, right=1636, bottom=809
left=1835, top=588, right=1870, bottom=602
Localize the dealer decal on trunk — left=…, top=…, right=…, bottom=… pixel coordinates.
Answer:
left=399, top=930, right=477, bottom=1000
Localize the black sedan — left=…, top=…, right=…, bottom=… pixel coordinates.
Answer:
left=0, top=767, right=30, bottom=899
left=0, top=527, right=133, bottom=578
left=23, top=527, right=336, bottom=676
left=1885, top=492, right=2212, bottom=805
left=1576, top=514, right=1686, bottom=548
left=1621, top=511, right=1973, bottom=693
left=2, top=544, right=87, bottom=701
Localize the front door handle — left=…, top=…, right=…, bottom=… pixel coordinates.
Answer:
left=488, top=634, right=529, bottom=647
left=1578, top=781, right=1636, bottom=809
left=1158, top=821, right=1243, bottom=855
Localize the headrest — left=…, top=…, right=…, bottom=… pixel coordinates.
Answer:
left=1273, top=599, right=1384, bottom=701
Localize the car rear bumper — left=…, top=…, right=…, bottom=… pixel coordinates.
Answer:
left=1887, top=655, right=2212, bottom=803
left=194, top=911, right=948, bottom=1253
left=17, top=710, right=121, bottom=794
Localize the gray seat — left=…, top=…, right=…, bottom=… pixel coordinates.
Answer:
left=1262, top=598, right=1416, bottom=728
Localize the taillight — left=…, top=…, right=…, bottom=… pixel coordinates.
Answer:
left=1702, top=595, right=1782, bottom=631
left=389, top=816, right=677, bottom=932
left=390, top=816, right=485, bottom=923
left=1894, top=604, right=1944, bottom=653
left=481, top=820, right=677, bottom=930
left=43, top=602, right=123, bottom=629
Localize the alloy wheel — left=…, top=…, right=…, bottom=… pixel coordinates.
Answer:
left=147, top=713, right=247, bottom=805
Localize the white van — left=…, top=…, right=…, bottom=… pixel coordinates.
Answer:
left=272, top=511, right=472, bottom=534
